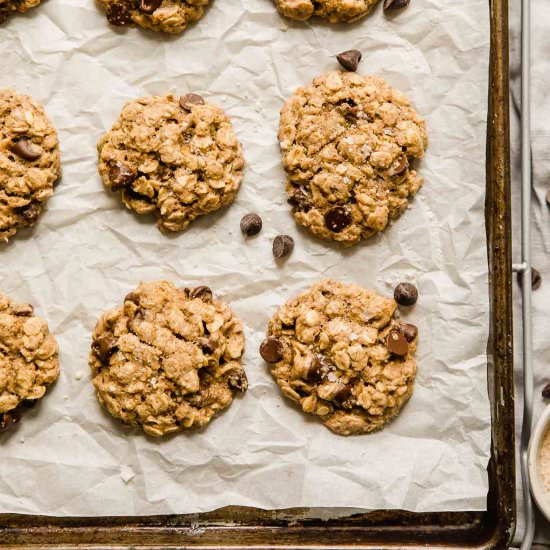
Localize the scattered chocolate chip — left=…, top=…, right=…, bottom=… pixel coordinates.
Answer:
left=109, top=162, right=137, bottom=191
left=179, top=93, right=205, bottom=110
left=240, top=213, right=263, bottom=237
left=0, top=412, right=20, bottom=432
left=332, top=384, right=352, bottom=405
left=324, top=206, right=352, bottom=233
left=228, top=369, right=248, bottom=392
left=288, top=188, right=312, bottom=212
left=517, top=268, right=542, bottom=291
left=93, top=336, right=118, bottom=363
left=9, top=140, right=42, bottom=161
left=139, top=0, right=162, bottom=13
left=543, top=383, right=550, bottom=399
left=400, top=323, right=418, bottom=343
left=260, top=337, right=284, bottom=363
left=394, top=283, right=418, bottom=306
left=389, top=154, right=409, bottom=177
left=124, top=292, right=140, bottom=305
left=105, top=2, right=133, bottom=26
left=15, top=203, right=41, bottom=224
left=273, top=235, right=294, bottom=259
left=336, top=50, right=362, bottom=72
left=386, top=330, right=409, bottom=357
left=190, top=286, right=213, bottom=302
left=383, top=0, right=410, bottom=11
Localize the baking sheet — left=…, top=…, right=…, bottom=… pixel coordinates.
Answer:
left=0, top=0, right=491, bottom=514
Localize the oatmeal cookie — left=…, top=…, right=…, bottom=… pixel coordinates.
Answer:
left=90, top=281, right=247, bottom=436
left=97, top=94, right=244, bottom=233
left=0, top=0, right=42, bottom=23
left=260, top=279, right=417, bottom=435
left=279, top=72, right=428, bottom=246
left=0, top=89, right=61, bottom=241
left=274, top=0, right=379, bottom=22
left=97, top=0, right=209, bottom=33
left=0, top=292, right=59, bottom=429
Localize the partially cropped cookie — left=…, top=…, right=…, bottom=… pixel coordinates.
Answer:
left=0, top=89, right=61, bottom=242
left=90, top=281, right=247, bottom=437
left=261, top=279, right=417, bottom=435
left=274, top=0, right=379, bottom=22
left=0, top=0, right=42, bottom=23
left=279, top=72, right=428, bottom=246
left=97, top=0, right=209, bottom=33
left=0, top=292, right=59, bottom=431
left=97, top=94, right=244, bottom=233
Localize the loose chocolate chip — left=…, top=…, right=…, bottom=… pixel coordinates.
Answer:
left=273, top=235, right=294, bottom=259
left=179, top=93, right=205, bottom=110
left=332, top=384, right=352, bottom=405
left=386, top=330, right=409, bottom=357
left=190, top=286, right=213, bottom=302
left=394, top=283, right=418, bottom=306
left=228, top=369, right=248, bottom=392
left=543, top=383, right=550, bottom=399
left=324, top=206, right=352, bottom=233
left=0, top=412, right=20, bottom=432
left=15, top=203, right=41, bottom=224
left=93, top=336, right=118, bottom=362
left=124, top=292, right=140, bottom=305
left=9, top=140, right=42, bottom=161
left=517, top=268, right=542, bottom=291
left=389, top=155, right=409, bottom=177
left=260, top=337, right=284, bottom=363
left=383, top=0, right=410, bottom=11
left=240, top=213, right=263, bottom=237
left=336, top=50, right=362, bottom=72
left=105, top=2, right=133, bottom=26
left=109, top=162, right=137, bottom=191
left=288, top=188, right=312, bottom=212
left=139, top=0, right=162, bottom=13
left=400, top=323, right=418, bottom=343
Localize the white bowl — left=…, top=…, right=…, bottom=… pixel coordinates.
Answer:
left=528, top=404, right=550, bottom=521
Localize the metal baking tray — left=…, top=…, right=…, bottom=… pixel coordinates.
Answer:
left=0, top=0, right=513, bottom=547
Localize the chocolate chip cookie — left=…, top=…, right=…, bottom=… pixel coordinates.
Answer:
left=0, top=89, right=61, bottom=242
left=0, top=292, right=60, bottom=430
left=261, top=279, right=417, bottom=435
left=0, top=0, right=42, bottom=23
left=274, top=0, right=379, bottom=22
left=90, top=281, right=247, bottom=437
left=97, top=0, right=209, bottom=33
left=279, top=72, right=428, bottom=246
left=97, top=94, right=244, bottom=233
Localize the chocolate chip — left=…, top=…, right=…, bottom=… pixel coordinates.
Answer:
left=336, top=50, right=362, bottom=72
left=124, top=292, right=140, bottom=305
left=0, top=412, right=20, bottom=432
left=109, top=162, right=137, bottom=191
left=386, top=330, right=409, bottom=357
left=543, top=383, right=550, bottom=399
left=324, top=206, right=352, bottom=232
left=240, top=213, right=263, bottom=237
left=305, top=357, right=324, bottom=383
left=199, top=337, right=215, bottom=354
left=332, top=384, right=352, bottom=405
left=190, top=286, right=213, bottom=302
left=288, top=188, right=312, bottom=212
left=273, top=235, right=294, bottom=259
left=260, top=337, right=283, bottom=363
left=93, top=336, right=118, bottom=363
left=139, top=0, right=162, bottom=13
left=105, top=2, right=133, bottom=26
left=179, top=94, right=205, bottom=110
left=389, top=154, right=409, bottom=177
left=394, top=283, right=418, bottom=306
left=517, top=268, right=542, bottom=291
left=15, top=203, right=41, bottom=225
left=400, top=323, right=418, bottom=343
left=228, top=369, right=248, bottom=392
left=9, top=140, right=42, bottom=161
left=383, top=0, right=410, bottom=11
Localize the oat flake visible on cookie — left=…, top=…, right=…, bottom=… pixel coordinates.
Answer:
left=90, top=281, right=247, bottom=436
left=274, top=0, right=379, bottom=23
left=261, top=279, right=417, bottom=435
left=0, top=292, right=60, bottom=426
left=0, top=89, right=61, bottom=241
left=97, top=94, right=244, bottom=233
left=97, top=0, right=210, bottom=33
left=279, top=72, right=428, bottom=246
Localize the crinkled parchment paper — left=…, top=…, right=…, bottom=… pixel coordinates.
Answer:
left=0, top=0, right=490, bottom=514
